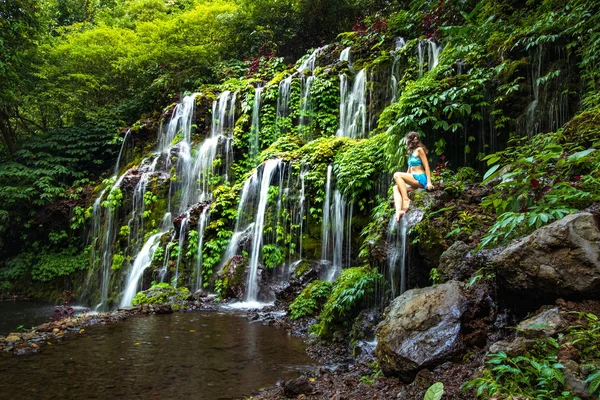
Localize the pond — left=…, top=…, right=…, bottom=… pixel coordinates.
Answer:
left=0, top=311, right=315, bottom=399
left=0, top=300, right=57, bottom=336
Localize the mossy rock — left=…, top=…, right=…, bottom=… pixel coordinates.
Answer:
left=218, top=255, right=247, bottom=299
left=132, top=282, right=190, bottom=311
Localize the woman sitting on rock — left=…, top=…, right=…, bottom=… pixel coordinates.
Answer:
left=393, top=131, right=434, bottom=221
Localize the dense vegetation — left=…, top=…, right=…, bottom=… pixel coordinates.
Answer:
left=2, top=0, right=600, bottom=397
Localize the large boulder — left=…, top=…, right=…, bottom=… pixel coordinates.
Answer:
left=375, top=281, right=468, bottom=381
left=438, top=241, right=471, bottom=281
left=492, top=213, right=600, bottom=297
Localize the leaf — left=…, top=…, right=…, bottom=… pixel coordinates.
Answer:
left=424, top=382, right=444, bottom=400
left=483, top=164, right=501, bottom=182
left=568, top=148, right=595, bottom=162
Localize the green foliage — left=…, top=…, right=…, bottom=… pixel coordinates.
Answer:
left=31, top=249, right=88, bottom=282
left=334, top=133, right=388, bottom=205
left=359, top=360, right=383, bottom=385
left=311, top=267, right=385, bottom=338
left=288, top=280, right=332, bottom=320
left=262, top=243, right=284, bottom=269
left=424, top=382, right=444, bottom=400
left=465, top=312, right=600, bottom=399
left=479, top=129, right=600, bottom=249
left=132, top=282, right=190, bottom=310
left=186, top=230, right=199, bottom=260
left=110, top=253, right=125, bottom=271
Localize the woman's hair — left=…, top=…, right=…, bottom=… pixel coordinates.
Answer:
left=406, top=131, right=428, bottom=153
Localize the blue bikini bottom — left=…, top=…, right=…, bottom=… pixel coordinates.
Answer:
left=413, top=173, right=427, bottom=187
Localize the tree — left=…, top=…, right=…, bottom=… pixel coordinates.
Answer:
left=0, top=0, right=44, bottom=155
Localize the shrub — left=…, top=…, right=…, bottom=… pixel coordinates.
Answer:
left=288, top=280, right=332, bottom=320
left=311, top=266, right=385, bottom=337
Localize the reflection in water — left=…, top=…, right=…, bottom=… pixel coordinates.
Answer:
left=0, top=312, right=314, bottom=400
left=0, top=301, right=56, bottom=335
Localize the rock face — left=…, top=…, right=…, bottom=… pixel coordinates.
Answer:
left=492, top=213, right=600, bottom=297
left=375, top=281, right=468, bottom=381
left=438, top=241, right=471, bottom=281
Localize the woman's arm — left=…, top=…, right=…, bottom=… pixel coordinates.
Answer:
left=418, top=148, right=434, bottom=190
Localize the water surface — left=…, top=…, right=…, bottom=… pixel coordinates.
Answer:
left=0, top=312, right=315, bottom=399
left=0, top=300, right=56, bottom=336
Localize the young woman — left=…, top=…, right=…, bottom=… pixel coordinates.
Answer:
left=393, top=132, right=434, bottom=221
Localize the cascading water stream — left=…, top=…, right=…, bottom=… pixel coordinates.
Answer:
left=114, top=91, right=236, bottom=307
left=417, top=39, right=442, bottom=78
left=390, top=37, right=406, bottom=103
left=320, top=166, right=351, bottom=281
left=250, top=87, right=263, bottom=159
left=297, top=46, right=327, bottom=141
left=114, top=129, right=131, bottom=176
left=245, top=159, right=282, bottom=303
left=193, top=207, right=210, bottom=291
left=387, top=217, right=407, bottom=298
left=337, top=47, right=367, bottom=139
left=173, top=212, right=190, bottom=287
left=120, top=212, right=172, bottom=308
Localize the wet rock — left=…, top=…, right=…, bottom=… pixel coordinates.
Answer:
left=492, top=213, right=600, bottom=297
left=517, top=307, right=568, bottom=338
left=438, top=241, right=471, bottom=281
left=173, top=201, right=211, bottom=232
left=14, top=345, right=40, bottom=356
left=5, top=334, right=21, bottom=343
left=488, top=337, right=536, bottom=357
left=192, top=288, right=209, bottom=300
left=375, top=281, right=468, bottom=381
left=283, top=376, right=313, bottom=397
left=562, top=360, right=592, bottom=399
left=218, top=255, right=247, bottom=300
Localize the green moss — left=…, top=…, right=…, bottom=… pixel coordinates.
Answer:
left=132, top=282, right=190, bottom=310
left=260, top=134, right=303, bottom=161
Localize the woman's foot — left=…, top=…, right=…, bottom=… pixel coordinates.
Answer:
left=395, top=208, right=404, bottom=222
left=402, top=198, right=411, bottom=213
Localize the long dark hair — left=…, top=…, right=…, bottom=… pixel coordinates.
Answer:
left=406, top=131, right=428, bottom=154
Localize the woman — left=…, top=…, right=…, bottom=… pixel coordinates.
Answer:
left=393, top=132, right=434, bottom=221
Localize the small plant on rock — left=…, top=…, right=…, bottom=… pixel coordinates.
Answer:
left=50, top=290, right=75, bottom=322
left=288, top=280, right=332, bottom=320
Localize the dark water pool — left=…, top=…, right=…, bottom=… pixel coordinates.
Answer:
left=0, top=312, right=315, bottom=400
left=0, top=300, right=56, bottom=336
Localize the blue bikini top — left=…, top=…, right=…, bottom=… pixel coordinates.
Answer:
left=408, top=152, right=423, bottom=167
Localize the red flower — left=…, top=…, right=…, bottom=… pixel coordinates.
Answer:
left=574, top=175, right=581, bottom=181
left=530, top=178, right=540, bottom=188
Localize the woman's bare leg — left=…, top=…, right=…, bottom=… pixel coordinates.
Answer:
left=394, top=172, right=423, bottom=216
left=393, top=185, right=403, bottom=221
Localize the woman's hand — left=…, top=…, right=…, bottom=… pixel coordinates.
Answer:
left=426, top=183, right=434, bottom=191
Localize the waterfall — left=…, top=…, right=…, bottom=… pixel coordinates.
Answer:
left=120, top=228, right=167, bottom=307
left=173, top=212, right=189, bottom=287
left=417, top=39, right=442, bottom=78
left=277, top=76, right=292, bottom=120
left=526, top=46, right=542, bottom=137
left=245, top=159, right=282, bottom=303
left=250, top=87, right=263, bottom=159
left=321, top=166, right=351, bottom=281
left=298, top=75, right=314, bottom=140
left=390, top=37, right=406, bottom=103
left=111, top=91, right=236, bottom=307
left=114, top=129, right=131, bottom=176
left=337, top=69, right=367, bottom=139
left=194, top=207, right=210, bottom=291
left=387, top=216, right=407, bottom=298
left=297, top=46, right=326, bottom=141
left=321, top=165, right=332, bottom=263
